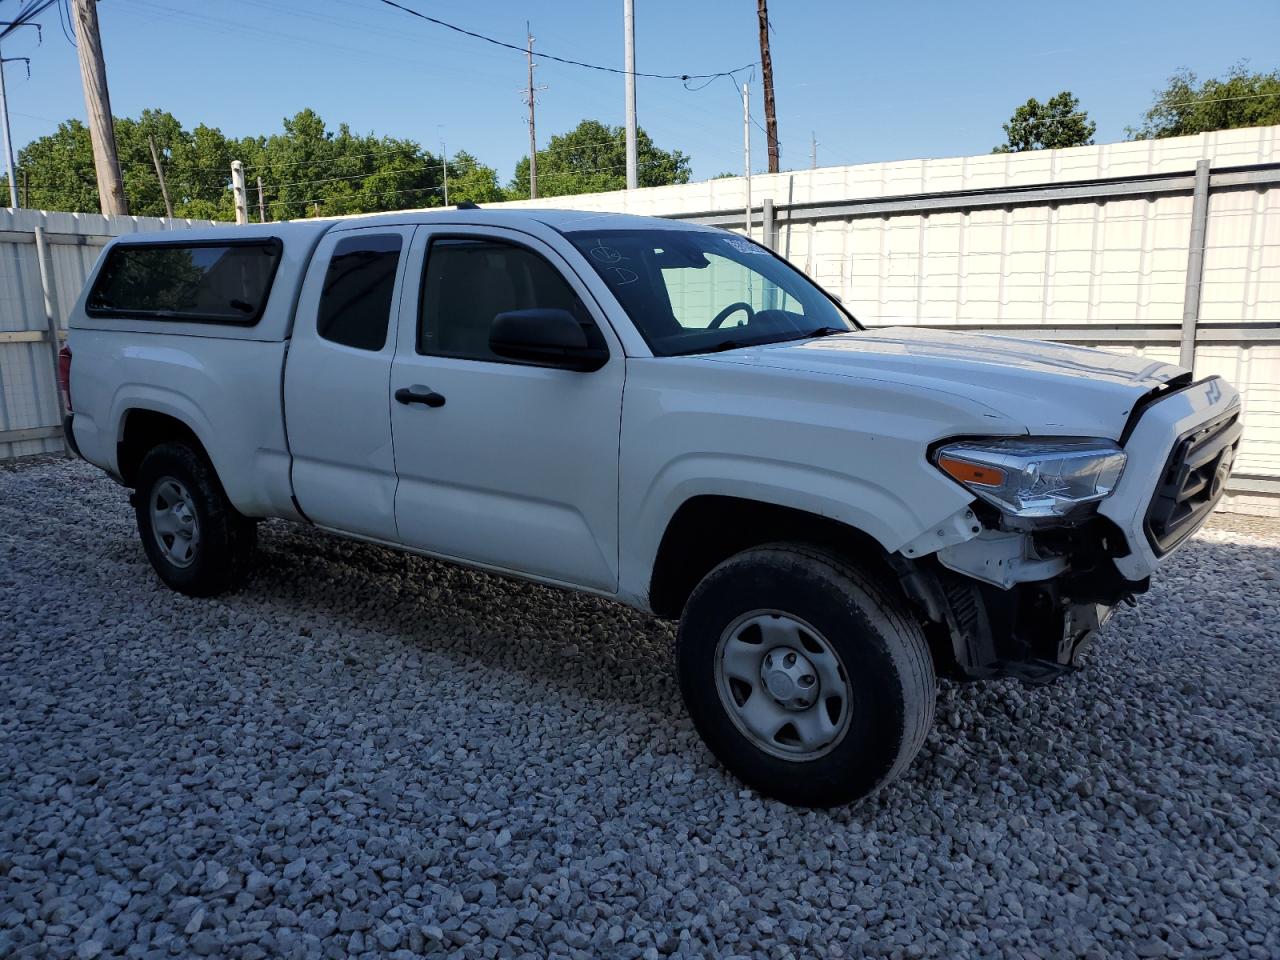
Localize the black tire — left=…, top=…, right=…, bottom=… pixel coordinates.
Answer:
left=677, top=544, right=935, bottom=808
left=133, top=441, right=256, bottom=597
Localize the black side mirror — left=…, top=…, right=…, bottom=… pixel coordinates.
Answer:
left=489, top=308, right=608, bottom=372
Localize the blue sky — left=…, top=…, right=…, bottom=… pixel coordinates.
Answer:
left=3, top=0, right=1278, bottom=184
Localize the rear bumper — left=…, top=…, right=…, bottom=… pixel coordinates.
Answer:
left=1100, top=377, right=1242, bottom=581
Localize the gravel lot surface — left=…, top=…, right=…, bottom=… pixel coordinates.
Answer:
left=2, top=458, right=1278, bottom=960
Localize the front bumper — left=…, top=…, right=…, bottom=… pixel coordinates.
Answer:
left=1100, top=376, right=1242, bottom=580
left=912, top=377, right=1241, bottom=683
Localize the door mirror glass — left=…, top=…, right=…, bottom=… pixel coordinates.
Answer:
left=489, top=309, right=608, bottom=372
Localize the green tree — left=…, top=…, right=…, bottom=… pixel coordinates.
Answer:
left=9, top=119, right=97, bottom=212
left=510, top=119, right=691, bottom=197
left=1131, top=64, right=1280, bottom=139
left=5, top=108, right=501, bottom=219
left=993, top=92, right=1096, bottom=153
left=446, top=151, right=507, bottom=205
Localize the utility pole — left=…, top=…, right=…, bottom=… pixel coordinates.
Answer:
left=810, top=131, right=817, bottom=170
left=230, top=160, right=247, bottom=225
left=757, top=0, right=779, bottom=173
left=0, top=45, right=18, bottom=208
left=623, top=0, right=637, bottom=190
left=148, top=136, right=174, bottom=219
left=525, top=23, right=538, bottom=200
left=441, top=141, right=448, bottom=206
left=72, top=0, right=127, bottom=216
left=743, top=82, right=751, bottom=239
left=257, top=176, right=266, bottom=223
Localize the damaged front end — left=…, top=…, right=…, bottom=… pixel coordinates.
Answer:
left=894, top=431, right=1154, bottom=684
left=894, top=514, right=1148, bottom=684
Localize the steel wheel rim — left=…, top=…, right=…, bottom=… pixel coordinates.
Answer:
left=150, top=477, right=200, bottom=568
left=714, top=609, right=853, bottom=762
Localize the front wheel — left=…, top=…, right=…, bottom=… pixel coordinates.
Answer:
left=677, top=544, right=935, bottom=808
left=133, top=441, right=256, bottom=597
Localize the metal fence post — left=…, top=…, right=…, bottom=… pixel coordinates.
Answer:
left=33, top=226, right=67, bottom=450
left=1179, top=159, right=1211, bottom=372
left=762, top=198, right=776, bottom=251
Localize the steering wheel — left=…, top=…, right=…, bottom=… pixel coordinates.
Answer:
left=708, top=301, right=756, bottom=329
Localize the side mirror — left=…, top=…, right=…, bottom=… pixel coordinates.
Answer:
left=489, top=308, right=608, bottom=372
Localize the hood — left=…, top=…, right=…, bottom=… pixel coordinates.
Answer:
left=700, top=326, right=1186, bottom=439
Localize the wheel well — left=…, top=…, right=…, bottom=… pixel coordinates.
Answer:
left=647, top=495, right=894, bottom=620
left=117, top=410, right=206, bottom=488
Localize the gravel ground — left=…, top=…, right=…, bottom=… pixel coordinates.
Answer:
left=2, top=458, right=1278, bottom=960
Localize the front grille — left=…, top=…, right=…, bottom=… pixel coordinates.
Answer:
left=1144, top=410, right=1243, bottom=555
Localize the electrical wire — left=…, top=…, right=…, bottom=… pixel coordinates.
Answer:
left=373, top=0, right=756, bottom=83
left=57, top=0, right=75, bottom=47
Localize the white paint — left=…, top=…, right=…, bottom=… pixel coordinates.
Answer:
left=64, top=206, right=1247, bottom=614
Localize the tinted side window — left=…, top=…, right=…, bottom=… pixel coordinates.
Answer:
left=418, top=238, right=593, bottom=361
left=86, top=239, right=281, bottom=324
left=316, top=234, right=403, bottom=351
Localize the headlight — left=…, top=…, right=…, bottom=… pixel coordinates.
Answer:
left=933, top=437, right=1126, bottom=519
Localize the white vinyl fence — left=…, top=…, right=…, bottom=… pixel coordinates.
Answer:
left=1, top=127, right=1277, bottom=516
left=498, top=125, right=1280, bottom=517
left=0, top=209, right=218, bottom=460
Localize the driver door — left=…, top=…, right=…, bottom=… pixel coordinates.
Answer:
left=388, top=225, right=625, bottom=591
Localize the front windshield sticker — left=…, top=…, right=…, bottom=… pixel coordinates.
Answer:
left=721, top=236, right=769, bottom=256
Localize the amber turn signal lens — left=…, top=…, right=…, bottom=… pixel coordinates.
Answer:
left=937, top=455, right=1006, bottom=487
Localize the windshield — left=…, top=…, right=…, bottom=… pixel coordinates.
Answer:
left=565, top=228, right=857, bottom=356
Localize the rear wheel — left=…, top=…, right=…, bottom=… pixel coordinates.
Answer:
left=677, top=544, right=935, bottom=808
left=134, top=442, right=256, bottom=597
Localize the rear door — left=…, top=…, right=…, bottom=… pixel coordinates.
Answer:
left=284, top=225, right=414, bottom=540
left=388, top=224, right=625, bottom=591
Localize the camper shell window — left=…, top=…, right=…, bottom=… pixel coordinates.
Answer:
left=86, top=238, right=283, bottom=325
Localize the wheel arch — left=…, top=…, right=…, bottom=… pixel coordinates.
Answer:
left=646, top=494, right=897, bottom=620
left=117, top=406, right=215, bottom=489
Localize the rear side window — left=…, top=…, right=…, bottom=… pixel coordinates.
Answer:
left=86, top=239, right=282, bottom=324
left=317, top=234, right=403, bottom=351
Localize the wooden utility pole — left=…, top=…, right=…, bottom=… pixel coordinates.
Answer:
left=810, top=131, right=817, bottom=169
left=148, top=136, right=174, bottom=219
left=525, top=23, right=538, bottom=199
left=757, top=0, right=779, bottom=173
left=257, top=176, right=266, bottom=222
left=72, top=0, right=127, bottom=215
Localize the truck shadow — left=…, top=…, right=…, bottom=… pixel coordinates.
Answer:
left=243, top=518, right=1280, bottom=820
left=247, top=519, right=684, bottom=713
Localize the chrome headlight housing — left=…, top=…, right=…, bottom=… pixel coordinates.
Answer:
left=933, top=437, right=1126, bottom=520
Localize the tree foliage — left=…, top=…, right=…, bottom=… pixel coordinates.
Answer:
left=5, top=110, right=693, bottom=216
left=993, top=92, right=1096, bottom=153
left=4, top=108, right=502, bottom=219
left=510, top=119, right=691, bottom=198
left=1131, top=65, right=1280, bottom=139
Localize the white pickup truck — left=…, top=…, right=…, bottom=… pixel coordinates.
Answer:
left=63, top=208, right=1242, bottom=807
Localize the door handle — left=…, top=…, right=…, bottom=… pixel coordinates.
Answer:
left=395, top=385, right=446, bottom=408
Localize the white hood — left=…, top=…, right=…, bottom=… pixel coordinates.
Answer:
left=700, top=326, right=1186, bottom=439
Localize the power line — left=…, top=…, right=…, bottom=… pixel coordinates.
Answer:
left=373, top=0, right=756, bottom=82
left=57, top=0, right=75, bottom=46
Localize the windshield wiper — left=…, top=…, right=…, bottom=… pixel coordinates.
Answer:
left=704, top=339, right=749, bottom=353
left=802, top=325, right=851, bottom=338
